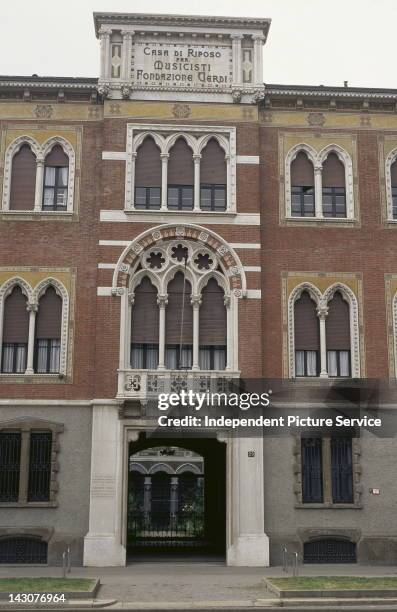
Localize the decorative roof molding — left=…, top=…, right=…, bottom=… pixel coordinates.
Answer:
left=0, top=77, right=98, bottom=90
left=93, top=12, right=271, bottom=37
left=265, top=84, right=397, bottom=101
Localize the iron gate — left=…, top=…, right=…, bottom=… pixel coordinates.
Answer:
left=128, top=511, right=205, bottom=549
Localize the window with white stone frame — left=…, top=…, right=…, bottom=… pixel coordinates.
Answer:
left=289, top=283, right=360, bottom=379
left=125, top=124, right=236, bottom=213
left=385, top=148, right=397, bottom=221
left=2, top=136, right=75, bottom=213
left=0, top=277, right=69, bottom=377
left=285, top=143, right=354, bottom=220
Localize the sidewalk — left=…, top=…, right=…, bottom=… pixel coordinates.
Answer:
left=1, top=562, right=397, bottom=609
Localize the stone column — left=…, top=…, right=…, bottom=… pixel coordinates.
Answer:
left=160, top=154, right=169, bottom=211
left=157, top=295, right=168, bottom=370
left=231, top=34, right=243, bottom=84
left=25, top=302, right=37, bottom=375
left=170, top=476, right=179, bottom=516
left=125, top=151, right=137, bottom=210
left=191, top=295, right=201, bottom=371
left=224, top=295, right=233, bottom=370
left=252, top=35, right=265, bottom=86
left=317, top=304, right=329, bottom=377
left=193, top=154, right=201, bottom=212
left=314, top=164, right=323, bottom=218
left=34, top=159, right=44, bottom=211
left=99, top=28, right=111, bottom=79
left=84, top=405, right=126, bottom=566
left=225, top=154, right=231, bottom=212
left=121, top=30, right=134, bottom=81
left=226, top=436, right=269, bottom=566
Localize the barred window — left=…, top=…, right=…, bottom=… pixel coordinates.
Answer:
left=0, top=422, right=61, bottom=506
left=301, top=436, right=354, bottom=505
left=0, top=537, right=47, bottom=564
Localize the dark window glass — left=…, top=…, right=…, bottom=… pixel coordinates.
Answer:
left=43, top=166, right=68, bottom=211
left=1, top=343, right=27, bottom=373
left=165, top=344, right=192, bottom=370
left=327, top=350, right=350, bottom=377
left=0, top=537, right=47, bottom=564
left=295, top=350, right=319, bottom=377
left=291, top=186, right=315, bottom=217
left=0, top=433, right=21, bottom=502
left=34, top=339, right=60, bottom=374
left=131, top=343, right=159, bottom=369
left=322, top=187, right=346, bottom=218
left=199, top=345, right=226, bottom=370
left=27, top=432, right=52, bottom=502
left=134, top=187, right=161, bottom=210
left=331, top=437, right=353, bottom=503
left=392, top=186, right=397, bottom=219
left=301, top=437, right=323, bottom=503
left=167, top=186, right=193, bottom=211
left=200, top=185, right=226, bottom=211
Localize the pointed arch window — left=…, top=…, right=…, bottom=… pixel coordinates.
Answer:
left=200, top=139, right=227, bottom=211
left=291, top=152, right=315, bottom=217
left=294, top=291, right=320, bottom=377
left=167, top=139, right=194, bottom=211
left=131, top=277, right=159, bottom=369
left=134, top=137, right=162, bottom=210
left=391, top=158, right=397, bottom=219
left=43, top=146, right=69, bottom=211
left=199, top=279, right=226, bottom=370
left=34, top=287, right=62, bottom=374
left=326, top=291, right=351, bottom=377
left=165, top=272, right=193, bottom=369
left=9, top=145, right=36, bottom=211
left=1, top=286, right=29, bottom=373
left=322, top=153, right=346, bottom=218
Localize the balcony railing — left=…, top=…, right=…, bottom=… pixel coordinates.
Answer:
left=118, top=368, right=240, bottom=400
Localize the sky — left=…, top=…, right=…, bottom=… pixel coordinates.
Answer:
left=1, top=0, right=396, bottom=89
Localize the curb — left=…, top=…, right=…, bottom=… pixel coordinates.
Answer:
left=0, top=578, right=100, bottom=601
left=0, top=598, right=117, bottom=610
left=263, top=577, right=397, bottom=599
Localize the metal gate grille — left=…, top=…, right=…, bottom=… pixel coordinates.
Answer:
left=128, top=512, right=204, bottom=548
left=0, top=433, right=21, bottom=502
left=304, top=538, right=356, bottom=563
left=0, top=538, right=47, bottom=564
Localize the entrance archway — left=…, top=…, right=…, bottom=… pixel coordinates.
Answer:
left=127, top=436, right=226, bottom=559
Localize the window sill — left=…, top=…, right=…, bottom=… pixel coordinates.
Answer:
left=0, top=373, right=67, bottom=384
left=0, top=502, right=58, bottom=508
left=0, top=210, right=75, bottom=221
left=123, top=208, right=236, bottom=215
left=295, top=502, right=362, bottom=509
left=284, top=216, right=357, bottom=224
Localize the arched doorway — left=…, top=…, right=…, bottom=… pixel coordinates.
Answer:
left=127, top=436, right=225, bottom=558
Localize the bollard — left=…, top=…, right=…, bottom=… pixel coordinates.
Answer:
left=282, top=545, right=288, bottom=573
left=62, top=551, right=67, bottom=579
left=67, top=547, right=71, bottom=573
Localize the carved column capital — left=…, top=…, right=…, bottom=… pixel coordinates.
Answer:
left=317, top=304, right=329, bottom=319
left=26, top=301, right=38, bottom=313
left=191, top=295, right=202, bottom=309
left=157, top=294, right=168, bottom=308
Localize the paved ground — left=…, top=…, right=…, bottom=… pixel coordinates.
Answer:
left=1, top=561, right=397, bottom=605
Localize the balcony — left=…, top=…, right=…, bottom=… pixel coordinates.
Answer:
left=117, top=368, right=240, bottom=400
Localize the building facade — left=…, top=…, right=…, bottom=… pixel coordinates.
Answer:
left=0, top=12, right=397, bottom=567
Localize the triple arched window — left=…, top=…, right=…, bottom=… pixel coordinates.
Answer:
left=127, top=126, right=233, bottom=212
left=290, top=284, right=360, bottom=378
left=2, top=137, right=75, bottom=213
left=286, top=144, right=354, bottom=220
left=0, top=279, right=69, bottom=375
left=126, top=237, right=232, bottom=372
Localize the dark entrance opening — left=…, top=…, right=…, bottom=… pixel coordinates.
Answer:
left=127, top=436, right=226, bottom=559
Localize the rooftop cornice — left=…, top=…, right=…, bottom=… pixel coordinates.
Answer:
left=0, top=76, right=98, bottom=90
left=265, top=83, right=397, bottom=100
left=93, top=11, right=271, bottom=37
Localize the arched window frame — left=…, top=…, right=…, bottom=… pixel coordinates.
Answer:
left=385, top=147, right=397, bottom=221
left=288, top=282, right=360, bottom=378
left=285, top=143, right=355, bottom=220
left=0, top=277, right=69, bottom=377
left=114, top=225, right=245, bottom=393
left=126, top=124, right=235, bottom=213
left=2, top=135, right=75, bottom=213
